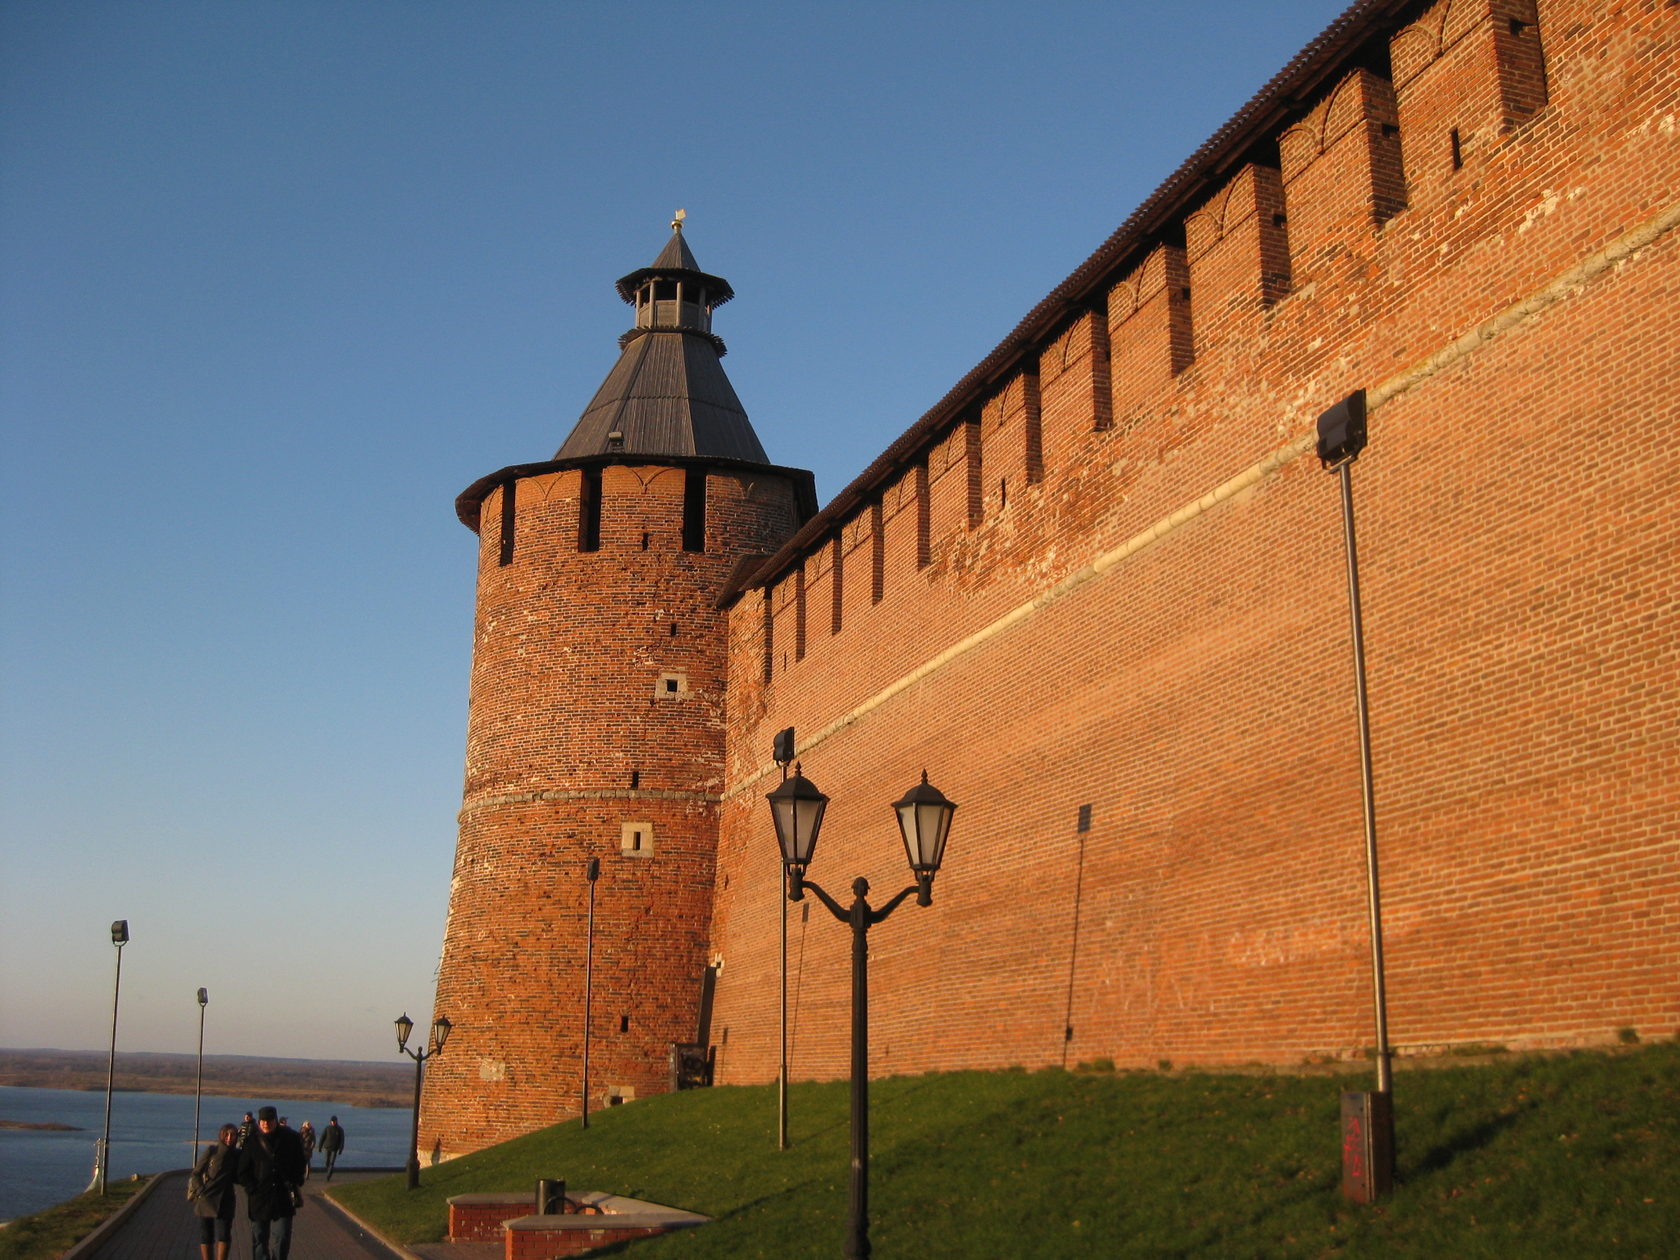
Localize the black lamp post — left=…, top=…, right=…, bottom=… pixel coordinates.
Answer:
left=98, top=919, right=128, bottom=1196
left=766, top=765, right=955, bottom=1260
left=395, top=1012, right=451, bottom=1190
left=1317, top=389, right=1395, bottom=1202
left=193, top=987, right=208, bottom=1154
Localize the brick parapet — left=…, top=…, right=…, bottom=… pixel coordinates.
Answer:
left=708, top=0, right=1680, bottom=1086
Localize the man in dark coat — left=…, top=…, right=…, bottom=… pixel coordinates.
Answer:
left=318, top=1115, right=345, bottom=1180
left=236, top=1105, right=307, bottom=1260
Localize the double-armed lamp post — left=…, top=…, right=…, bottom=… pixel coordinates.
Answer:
left=765, top=764, right=956, bottom=1260
left=395, top=1012, right=452, bottom=1190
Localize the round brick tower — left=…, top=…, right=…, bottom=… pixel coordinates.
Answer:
left=422, top=218, right=814, bottom=1158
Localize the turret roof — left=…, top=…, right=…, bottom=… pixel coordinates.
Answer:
left=554, top=219, right=763, bottom=462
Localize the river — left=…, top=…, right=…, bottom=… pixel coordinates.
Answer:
left=0, top=1085, right=413, bottom=1222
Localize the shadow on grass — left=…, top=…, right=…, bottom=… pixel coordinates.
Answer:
left=1407, top=1101, right=1532, bottom=1180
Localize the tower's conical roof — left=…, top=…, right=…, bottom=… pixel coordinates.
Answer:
left=555, top=216, right=766, bottom=463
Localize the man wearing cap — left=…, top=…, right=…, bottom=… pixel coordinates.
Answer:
left=237, top=1105, right=307, bottom=1260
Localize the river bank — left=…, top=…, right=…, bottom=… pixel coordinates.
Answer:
left=0, top=1047, right=409, bottom=1109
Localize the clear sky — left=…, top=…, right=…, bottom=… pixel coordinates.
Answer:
left=1, top=0, right=1349, bottom=1064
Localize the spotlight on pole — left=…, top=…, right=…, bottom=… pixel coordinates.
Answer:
left=98, top=920, right=129, bottom=1195
left=194, top=987, right=209, bottom=1155
left=582, top=857, right=601, bottom=1129
left=1316, top=389, right=1395, bottom=1203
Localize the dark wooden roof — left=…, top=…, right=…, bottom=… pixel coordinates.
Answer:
left=615, top=229, right=734, bottom=305
left=551, top=226, right=765, bottom=462
left=556, top=325, right=767, bottom=461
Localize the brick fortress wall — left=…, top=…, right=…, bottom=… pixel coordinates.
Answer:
left=423, top=460, right=804, bottom=1156
left=708, top=0, right=1679, bottom=1086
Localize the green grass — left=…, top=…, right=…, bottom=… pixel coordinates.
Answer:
left=330, top=1043, right=1678, bottom=1258
left=0, top=1177, right=151, bottom=1260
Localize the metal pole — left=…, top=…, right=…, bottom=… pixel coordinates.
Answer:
left=779, top=887, right=792, bottom=1155
left=99, top=940, right=124, bottom=1196
left=847, top=880, right=871, bottom=1260
left=406, top=1050, right=424, bottom=1190
left=582, top=862, right=597, bottom=1129
left=193, top=989, right=207, bottom=1152
left=1338, top=461, right=1393, bottom=1094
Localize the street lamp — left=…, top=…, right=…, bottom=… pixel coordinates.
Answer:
left=193, top=988, right=209, bottom=1154
left=98, top=920, right=129, bottom=1196
left=766, top=766, right=955, bottom=1260
left=581, top=857, right=600, bottom=1129
left=395, top=1012, right=451, bottom=1190
left=1317, top=389, right=1395, bottom=1202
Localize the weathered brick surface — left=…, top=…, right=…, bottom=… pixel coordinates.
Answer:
left=423, top=462, right=803, bottom=1156
left=710, top=0, right=1679, bottom=1086
left=434, top=0, right=1680, bottom=1158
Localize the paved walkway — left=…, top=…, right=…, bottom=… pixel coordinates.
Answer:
left=74, top=1168, right=416, bottom=1260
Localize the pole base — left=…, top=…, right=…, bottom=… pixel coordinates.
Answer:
left=1340, top=1090, right=1394, bottom=1202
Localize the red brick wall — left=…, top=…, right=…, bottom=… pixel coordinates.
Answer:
left=424, top=462, right=802, bottom=1156
left=708, top=0, right=1680, bottom=1089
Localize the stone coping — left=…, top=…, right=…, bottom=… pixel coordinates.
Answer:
left=448, top=1192, right=540, bottom=1206
left=504, top=1192, right=708, bottom=1230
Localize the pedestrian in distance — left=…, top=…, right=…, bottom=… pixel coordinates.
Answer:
left=188, top=1122, right=240, bottom=1260
left=236, top=1111, right=255, bottom=1149
left=297, top=1120, right=316, bottom=1179
left=319, top=1115, right=345, bottom=1180
left=236, top=1105, right=307, bottom=1260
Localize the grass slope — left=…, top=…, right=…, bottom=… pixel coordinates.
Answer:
left=0, top=1178, right=150, bottom=1260
left=334, top=1045, right=1677, bottom=1257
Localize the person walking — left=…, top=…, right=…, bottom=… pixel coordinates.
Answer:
left=236, top=1111, right=255, bottom=1149
left=189, top=1123, right=240, bottom=1260
left=319, top=1115, right=345, bottom=1180
left=236, top=1105, right=307, bottom=1260
left=297, top=1121, right=316, bottom=1180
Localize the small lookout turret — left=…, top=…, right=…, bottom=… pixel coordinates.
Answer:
left=557, top=212, right=767, bottom=464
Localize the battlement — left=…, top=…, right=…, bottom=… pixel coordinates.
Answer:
left=709, top=0, right=1679, bottom=1086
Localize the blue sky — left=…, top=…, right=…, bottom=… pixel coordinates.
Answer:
left=1, top=1, right=1348, bottom=1063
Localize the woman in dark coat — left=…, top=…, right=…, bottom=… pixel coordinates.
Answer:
left=190, top=1123, right=240, bottom=1260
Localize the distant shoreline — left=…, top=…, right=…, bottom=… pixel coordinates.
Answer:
left=0, top=1119, right=83, bottom=1130
left=0, top=1048, right=411, bottom=1110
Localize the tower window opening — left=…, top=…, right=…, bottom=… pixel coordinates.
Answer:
left=498, top=480, right=517, bottom=567
left=621, top=821, right=654, bottom=855
left=1450, top=128, right=1464, bottom=170
left=630, top=770, right=640, bottom=789
left=669, top=622, right=678, bottom=637
left=579, top=467, right=602, bottom=552
left=642, top=531, right=651, bottom=550
left=620, top=1016, right=630, bottom=1033
left=682, top=469, right=707, bottom=552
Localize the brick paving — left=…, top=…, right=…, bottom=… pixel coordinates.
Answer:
left=74, top=1168, right=418, bottom=1260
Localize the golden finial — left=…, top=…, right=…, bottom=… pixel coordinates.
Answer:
left=671, top=208, right=686, bottom=232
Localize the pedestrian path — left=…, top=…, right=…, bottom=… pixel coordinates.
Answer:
left=73, top=1168, right=413, bottom=1260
